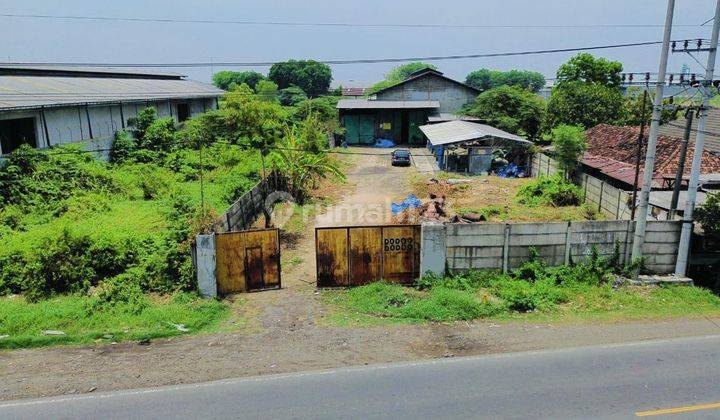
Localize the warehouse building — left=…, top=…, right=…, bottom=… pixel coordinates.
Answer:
left=0, top=65, right=223, bottom=155
left=337, top=68, right=480, bottom=145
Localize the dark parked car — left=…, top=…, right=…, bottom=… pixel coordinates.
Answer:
left=391, top=149, right=411, bottom=166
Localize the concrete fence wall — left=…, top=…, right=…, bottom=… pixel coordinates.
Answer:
left=531, top=153, right=636, bottom=220
left=422, top=220, right=681, bottom=276
left=217, top=172, right=288, bottom=232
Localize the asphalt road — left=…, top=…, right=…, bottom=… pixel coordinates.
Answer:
left=3, top=335, right=720, bottom=419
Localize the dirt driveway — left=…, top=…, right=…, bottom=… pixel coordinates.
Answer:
left=2, top=147, right=720, bottom=401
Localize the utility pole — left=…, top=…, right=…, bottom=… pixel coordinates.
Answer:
left=667, top=108, right=694, bottom=220
left=631, top=90, right=649, bottom=220
left=675, top=0, right=720, bottom=276
left=630, top=0, right=675, bottom=268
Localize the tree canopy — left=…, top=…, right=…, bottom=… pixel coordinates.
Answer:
left=463, top=85, right=546, bottom=140
left=368, top=62, right=438, bottom=94
left=465, top=69, right=545, bottom=93
left=212, top=71, right=266, bottom=91
left=546, top=53, right=625, bottom=130
left=268, top=60, right=332, bottom=97
left=279, top=86, right=309, bottom=106
left=555, top=53, right=623, bottom=88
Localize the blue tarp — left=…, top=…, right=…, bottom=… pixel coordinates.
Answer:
left=391, top=194, right=422, bottom=214
left=373, top=138, right=396, bottom=148
left=496, top=163, right=526, bottom=178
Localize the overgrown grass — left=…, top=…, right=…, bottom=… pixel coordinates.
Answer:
left=0, top=293, right=228, bottom=350
left=325, top=251, right=720, bottom=325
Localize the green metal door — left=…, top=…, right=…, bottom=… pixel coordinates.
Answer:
left=344, top=115, right=359, bottom=144
left=408, top=111, right=427, bottom=145
left=358, top=115, right=375, bottom=144
left=344, top=114, right=375, bottom=144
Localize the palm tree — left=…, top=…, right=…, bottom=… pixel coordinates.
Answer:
left=272, top=123, right=344, bottom=203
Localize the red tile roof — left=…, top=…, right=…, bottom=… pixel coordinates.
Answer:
left=583, top=124, right=720, bottom=187
left=341, top=87, right=367, bottom=97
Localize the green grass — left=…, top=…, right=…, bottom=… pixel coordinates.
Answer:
left=0, top=293, right=229, bottom=350
left=324, top=281, right=720, bottom=326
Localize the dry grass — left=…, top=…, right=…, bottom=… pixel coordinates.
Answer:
left=408, top=173, right=599, bottom=222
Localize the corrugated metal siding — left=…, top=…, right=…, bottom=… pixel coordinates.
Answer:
left=376, top=73, right=477, bottom=114
left=658, top=108, right=720, bottom=153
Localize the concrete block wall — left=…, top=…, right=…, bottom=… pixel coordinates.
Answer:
left=426, top=220, right=682, bottom=276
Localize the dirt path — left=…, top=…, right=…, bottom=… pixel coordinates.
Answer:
left=3, top=148, right=720, bottom=401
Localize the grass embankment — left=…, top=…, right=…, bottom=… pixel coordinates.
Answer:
left=409, top=173, right=599, bottom=222
left=0, top=293, right=227, bottom=350
left=325, top=254, right=720, bottom=326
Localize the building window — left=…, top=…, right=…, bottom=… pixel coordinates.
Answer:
left=176, top=103, right=190, bottom=122
left=0, top=117, right=37, bottom=155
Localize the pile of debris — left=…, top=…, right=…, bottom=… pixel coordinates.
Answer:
left=392, top=177, right=497, bottom=224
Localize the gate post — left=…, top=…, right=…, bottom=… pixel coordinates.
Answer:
left=420, top=223, right=446, bottom=277
left=196, top=234, right=217, bottom=298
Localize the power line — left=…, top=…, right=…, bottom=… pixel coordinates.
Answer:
left=0, top=13, right=707, bottom=29
left=2, top=40, right=667, bottom=68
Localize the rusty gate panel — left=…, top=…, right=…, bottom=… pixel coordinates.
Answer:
left=316, top=225, right=420, bottom=287
left=316, top=228, right=349, bottom=287
left=349, top=227, right=383, bottom=285
left=215, top=228, right=281, bottom=294
left=381, top=226, right=421, bottom=284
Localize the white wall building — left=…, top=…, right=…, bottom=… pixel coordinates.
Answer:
left=0, top=65, right=224, bottom=155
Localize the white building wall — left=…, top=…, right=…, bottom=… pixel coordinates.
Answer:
left=0, top=97, right=219, bottom=156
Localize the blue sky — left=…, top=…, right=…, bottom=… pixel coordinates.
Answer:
left=0, top=0, right=715, bottom=85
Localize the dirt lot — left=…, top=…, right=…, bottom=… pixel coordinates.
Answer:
left=2, top=147, right=719, bottom=401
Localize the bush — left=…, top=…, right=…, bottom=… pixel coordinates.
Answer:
left=696, top=192, right=720, bottom=235
left=110, top=130, right=135, bottom=163
left=87, top=274, right=149, bottom=315
left=399, top=287, right=504, bottom=321
left=517, top=175, right=583, bottom=206
left=493, top=278, right=568, bottom=312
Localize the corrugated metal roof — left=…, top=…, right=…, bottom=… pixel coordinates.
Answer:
left=337, top=99, right=439, bottom=109
left=0, top=75, right=224, bottom=110
left=427, top=113, right=481, bottom=123
left=658, top=107, right=720, bottom=153
left=0, top=64, right=184, bottom=79
left=373, top=69, right=481, bottom=96
left=420, top=121, right=530, bottom=146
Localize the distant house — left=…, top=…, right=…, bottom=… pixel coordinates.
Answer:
left=337, top=68, right=480, bottom=145
left=0, top=65, right=224, bottom=155
left=420, top=120, right=532, bottom=174
left=582, top=124, right=720, bottom=190
left=341, top=87, right=368, bottom=98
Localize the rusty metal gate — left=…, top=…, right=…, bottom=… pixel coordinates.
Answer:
left=315, top=225, right=421, bottom=287
left=215, top=228, right=281, bottom=294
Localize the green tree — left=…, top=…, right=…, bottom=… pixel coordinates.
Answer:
left=463, top=85, right=546, bottom=140
left=695, top=192, right=720, bottom=235
left=465, top=69, right=545, bottom=93
left=385, top=62, right=437, bottom=82
left=549, top=124, right=587, bottom=176
left=546, top=54, right=625, bottom=130
left=278, top=86, right=309, bottom=106
left=194, top=84, right=287, bottom=150
left=140, top=118, right=177, bottom=151
left=255, top=80, right=279, bottom=102
left=127, top=107, right=158, bottom=141
left=212, top=71, right=266, bottom=91
left=268, top=60, right=332, bottom=96
left=368, top=62, right=438, bottom=94
left=555, top=53, right=623, bottom=88
left=546, top=81, right=624, bottom=129
left=622, top=87, right=675, bottom=126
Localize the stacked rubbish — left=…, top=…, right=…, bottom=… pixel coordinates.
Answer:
left=391, top=190, right=449, bottom=224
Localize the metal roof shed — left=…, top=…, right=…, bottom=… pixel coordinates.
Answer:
left=337, top=99, right=439, bottom=110
left=420, top=121, right=531, bottom=147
